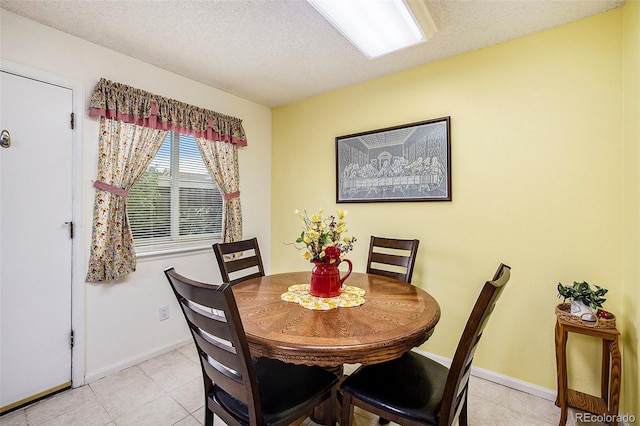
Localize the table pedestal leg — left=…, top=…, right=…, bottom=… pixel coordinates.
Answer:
left=312, top=365, right=344, bottom=424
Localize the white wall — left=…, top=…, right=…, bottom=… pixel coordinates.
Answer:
left=0, top=9, right=272, bottom=381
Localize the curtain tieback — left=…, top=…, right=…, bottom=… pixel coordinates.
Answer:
left=93, top=180, right=129, bottom=198
left=223, top=191, right=240, bottom=201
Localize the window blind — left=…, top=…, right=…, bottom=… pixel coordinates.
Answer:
left=128, top=132, right=223, bottom=247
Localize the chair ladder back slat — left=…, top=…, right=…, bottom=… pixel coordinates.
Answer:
left=201, top=354, right=248, bottom=402
left=210, top=402, right=244, bottom=426
left=370, top=252, right=412, bottom=268
left=367, top=236, right=420, bottom=284
left=455, top=364, right=472, bottom=399
left=372, top=237, right=417, bottom=251
left=169, top=274, right=226, bottom=309
left=213, top=238, right=265, bottom=285
left=180, top=301, right=234, bottom=343
left=218, top=239, right=260, bottom=255
left=229, top=273, right=264, bottom=286
left=367, top=268, right=409, bottom=282
left=461, top=340, right=480, bottom=373
left=225, top=257, right=261, bottom=273
left=191, top=329, right=243, bottom=374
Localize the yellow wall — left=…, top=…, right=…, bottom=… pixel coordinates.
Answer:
left=273, top=7, right=636, bottom=412
left=622, top=0, right=640, bottom=416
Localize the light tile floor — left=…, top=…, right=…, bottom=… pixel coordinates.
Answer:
left=0, top=343, right=605, bottom=426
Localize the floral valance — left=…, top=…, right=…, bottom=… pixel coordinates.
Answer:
left=89, top=78, right=247, bottom=146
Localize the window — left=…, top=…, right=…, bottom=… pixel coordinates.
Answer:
left=128, top=132, right=223, bottom=248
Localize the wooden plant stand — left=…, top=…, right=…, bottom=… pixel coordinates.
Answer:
left=554, top=313, right=621, bottom=426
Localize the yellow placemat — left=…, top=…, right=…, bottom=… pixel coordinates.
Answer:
left=281, top=284, right=365, bottom=310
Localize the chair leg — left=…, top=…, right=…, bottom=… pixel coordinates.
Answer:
left=323, top=391, right=335, bottom=426
left=341, top=393, right=355, bottom=426
left=458, top=395, right=468, bottom=426
left=204, top=406, right=214, bottom=426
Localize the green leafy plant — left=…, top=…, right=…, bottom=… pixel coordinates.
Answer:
left=557, top=281, right=608, bottom=309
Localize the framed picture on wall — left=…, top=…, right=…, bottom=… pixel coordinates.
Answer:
left=336, top=116, right=451, bottom=203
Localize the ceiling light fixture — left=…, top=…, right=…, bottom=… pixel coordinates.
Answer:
left=307, top=0, right=437, bottom=59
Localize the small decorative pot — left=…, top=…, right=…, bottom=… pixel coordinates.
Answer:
left=309, top=259, right=352, bottom=298
left=570, top=299, right=596, bottom=321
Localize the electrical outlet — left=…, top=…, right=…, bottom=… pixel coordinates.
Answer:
left=159, top=305, right=169, bottom=321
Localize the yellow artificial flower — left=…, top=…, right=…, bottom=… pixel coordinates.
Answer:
left=293, top=207, right=355, bottom=263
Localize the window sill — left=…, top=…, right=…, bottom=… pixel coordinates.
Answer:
left=136, top=241, right=219, bottom=260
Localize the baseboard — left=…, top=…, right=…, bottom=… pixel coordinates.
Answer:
left=414, top=349, right=557, bottom=402
left=85, top=343, right=554, bottom=399
left=84, top=338, right=192, bottom=384
left=414, top=350, right=636, bottom=426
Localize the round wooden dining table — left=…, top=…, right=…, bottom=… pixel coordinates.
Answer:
left=232, top=271, right=441, bottom=368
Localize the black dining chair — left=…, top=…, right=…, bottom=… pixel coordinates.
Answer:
left=365, top=236, right=420, bottom=424
left=164, top=267, right=338, bottom=426
left=212, top=237, right=265, bottom=285
left=366, top=236, right=420, bottom=283
left=340, top=263, right=511, bottom=426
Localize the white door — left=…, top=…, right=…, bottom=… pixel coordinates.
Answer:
left=0, top=71, right=74, bottom=411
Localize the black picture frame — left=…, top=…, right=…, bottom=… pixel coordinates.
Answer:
left=336, top=116, right=451, bottom=203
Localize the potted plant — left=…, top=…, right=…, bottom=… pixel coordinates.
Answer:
left=557, top=281, right=608, bottom=318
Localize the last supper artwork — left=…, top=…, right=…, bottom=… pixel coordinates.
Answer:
left=336, top=117, right=451, bottom=202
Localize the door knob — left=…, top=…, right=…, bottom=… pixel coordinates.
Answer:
left=1, top=130, right=10, bottom=148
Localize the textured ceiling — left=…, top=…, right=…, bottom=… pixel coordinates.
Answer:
left=0, top=0, right=625, bottom=107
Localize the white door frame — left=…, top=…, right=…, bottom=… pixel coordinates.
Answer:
left=0, top=60, right=85, bottom=388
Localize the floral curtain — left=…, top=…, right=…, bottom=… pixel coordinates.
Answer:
left=86, top=119, right=167, bottom=282
left=87, top=78, right=248, bottom=283
left=196, top=138, right=242, bottom=243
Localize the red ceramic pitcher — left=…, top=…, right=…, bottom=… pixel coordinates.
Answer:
left=309, top=259, right=353, bottom=298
